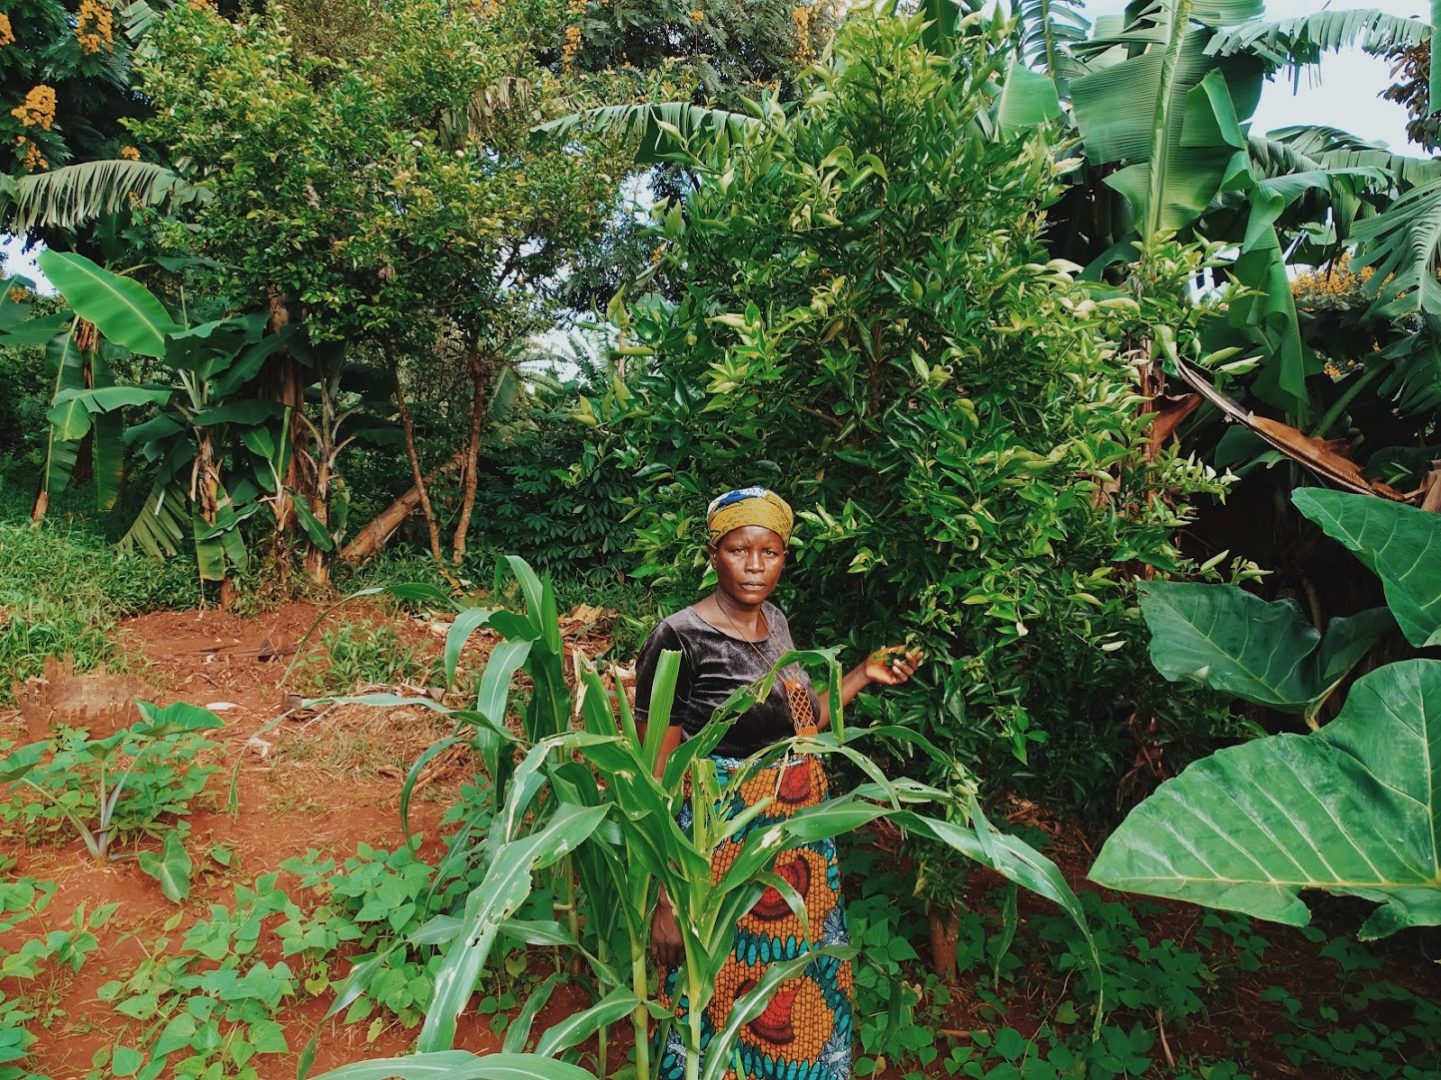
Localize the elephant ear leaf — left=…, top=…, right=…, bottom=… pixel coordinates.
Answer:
left=1091, top=659, right=1441, bottom=939
left=1137, top=580, right=1322, bottom=710
left=1292, top=489, right=1441, bottom=648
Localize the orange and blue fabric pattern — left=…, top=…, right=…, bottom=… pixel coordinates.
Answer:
left=658, top=753, right=853, bottom=1080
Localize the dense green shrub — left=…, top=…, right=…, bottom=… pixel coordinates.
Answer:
left=592, top=12, right=1230, bottom=817
left=468, top=399, right=638, bottom=576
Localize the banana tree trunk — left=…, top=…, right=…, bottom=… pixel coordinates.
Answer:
left=303, top=458, right=331, bottom=585
left=263, top=287, right=306, bottom=579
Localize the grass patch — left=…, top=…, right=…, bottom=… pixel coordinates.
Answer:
left=0, top=515, right=196, bottom=701
left=289, top=623, right=431, bottom=696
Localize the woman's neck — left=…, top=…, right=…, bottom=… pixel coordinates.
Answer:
left=706, top=589, right=768, bottom=640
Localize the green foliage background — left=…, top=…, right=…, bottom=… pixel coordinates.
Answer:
left=592, top=13, right=1230, bottom=812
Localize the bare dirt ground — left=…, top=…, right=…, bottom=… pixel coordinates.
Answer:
left=0, top=598, right=565, bottom=1077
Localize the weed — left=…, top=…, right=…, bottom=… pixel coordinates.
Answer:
left=290, top=624, right=429, bottom=695
left=0, top=517, right=195, bottom=702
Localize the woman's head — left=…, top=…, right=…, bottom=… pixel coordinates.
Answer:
left=706, top=488, right=792, bottom=609
left=706, top=487, right=793, bottom=548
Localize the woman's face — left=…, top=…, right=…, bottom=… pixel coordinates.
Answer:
left=710, top=525, right=786, bottom=608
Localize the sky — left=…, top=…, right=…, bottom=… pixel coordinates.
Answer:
left=3, top=1, right=1433, bottom=284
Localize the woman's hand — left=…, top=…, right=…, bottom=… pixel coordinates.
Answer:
left=864, top=645, right=923, bottom=687
left=651, top=893, right=684, bottom=969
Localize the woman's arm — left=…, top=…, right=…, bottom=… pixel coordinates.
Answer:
left=647, top=723, right=684, bottom=780
left=816, top=646, right=922, bottom=728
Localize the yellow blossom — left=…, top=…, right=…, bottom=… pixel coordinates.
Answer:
left=119, top=145, right=141, bottom=161
left=561, top=22, right=582, bottom=68
left=75, top=0, right=114, bottom=55
left=16, top=137, right=48, bottom=172
left=8, top=287, right=31, bottom=303
left=690, top=8, right=704, bottom=21
left=792, top=4, right=813, bottom=61
left=11, top=85, right=57, bottom=131
left=0, top=14, right=15, bottom=47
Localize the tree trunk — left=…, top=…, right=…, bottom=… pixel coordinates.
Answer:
left=302, top=457, right=331, bottom=585
left=450, top=347, right=488, bottom=565
left=263, top=287, right=306, bottom=581
left=388, top=353, right=447, bottom=567
left=340, top=452, right=464, bottom=565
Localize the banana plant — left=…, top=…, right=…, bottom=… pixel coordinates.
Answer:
left=1093, top=490, right=1441, bottom=939
left=988, top=0, right=1441, bottom=504
left=0, top=302, right=132, bottom=521
left=16, top=249, right=293, bottom=584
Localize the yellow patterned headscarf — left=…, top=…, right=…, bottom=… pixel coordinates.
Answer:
left=706, top=487, right=793, bottom=547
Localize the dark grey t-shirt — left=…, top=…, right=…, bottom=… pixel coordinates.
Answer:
left=633, top=603, right=818, bottom=758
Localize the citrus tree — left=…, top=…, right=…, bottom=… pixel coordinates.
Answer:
left=582, top=8, right=1230, bottom=851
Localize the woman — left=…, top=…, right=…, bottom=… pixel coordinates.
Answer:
left=634, top=486, right=920, bottom=1080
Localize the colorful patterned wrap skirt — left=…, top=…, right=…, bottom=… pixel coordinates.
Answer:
left=658, top=752, right=853, bottom=1080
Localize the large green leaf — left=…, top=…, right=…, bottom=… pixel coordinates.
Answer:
left=1226, top=223, right=1310, bottom=414
left=1206, top=9, right=1431, bottom=76
left=0, top=312, right=71, bottom=344
left=46, top=386, right=172, bottom=440
left=1072, top=23, right=1262, bottom=238
left=1138, top=580, right=1391, bottom=715
left=443, top=607, right=497, bottom=686
left=310, top=1053, right=597, bottom=1080
left=137, top=832, right=193, bottom=904
left=118, top=480, right=189, bottom=560
left=132, top=700, right=226, bottom=738
left=532, top=987, right=641, bottom=1057
left=996, top=61, right=1063, bottom=134
left=1352, top=176, right=1441, bottom=316
left=1293, top=489, right=1441, bottom=648
left=418, top=802, right=609, bottom=1052
left=37, top=250, right=180, bottom=358
left=1091, top=659, right=1441, bottom=939
left=1266, top=124, right=1441, bottom=192
left=1432, top=0, right=1441, bottom=116
left=11, top=159, right=210, bottom=233
left=38, top=329, right=86, bottom=498
left=1015, top=0, right=1090, bottom=82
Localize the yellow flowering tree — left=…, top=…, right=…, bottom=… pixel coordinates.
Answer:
left=0, top=0, right=145, bottom=176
